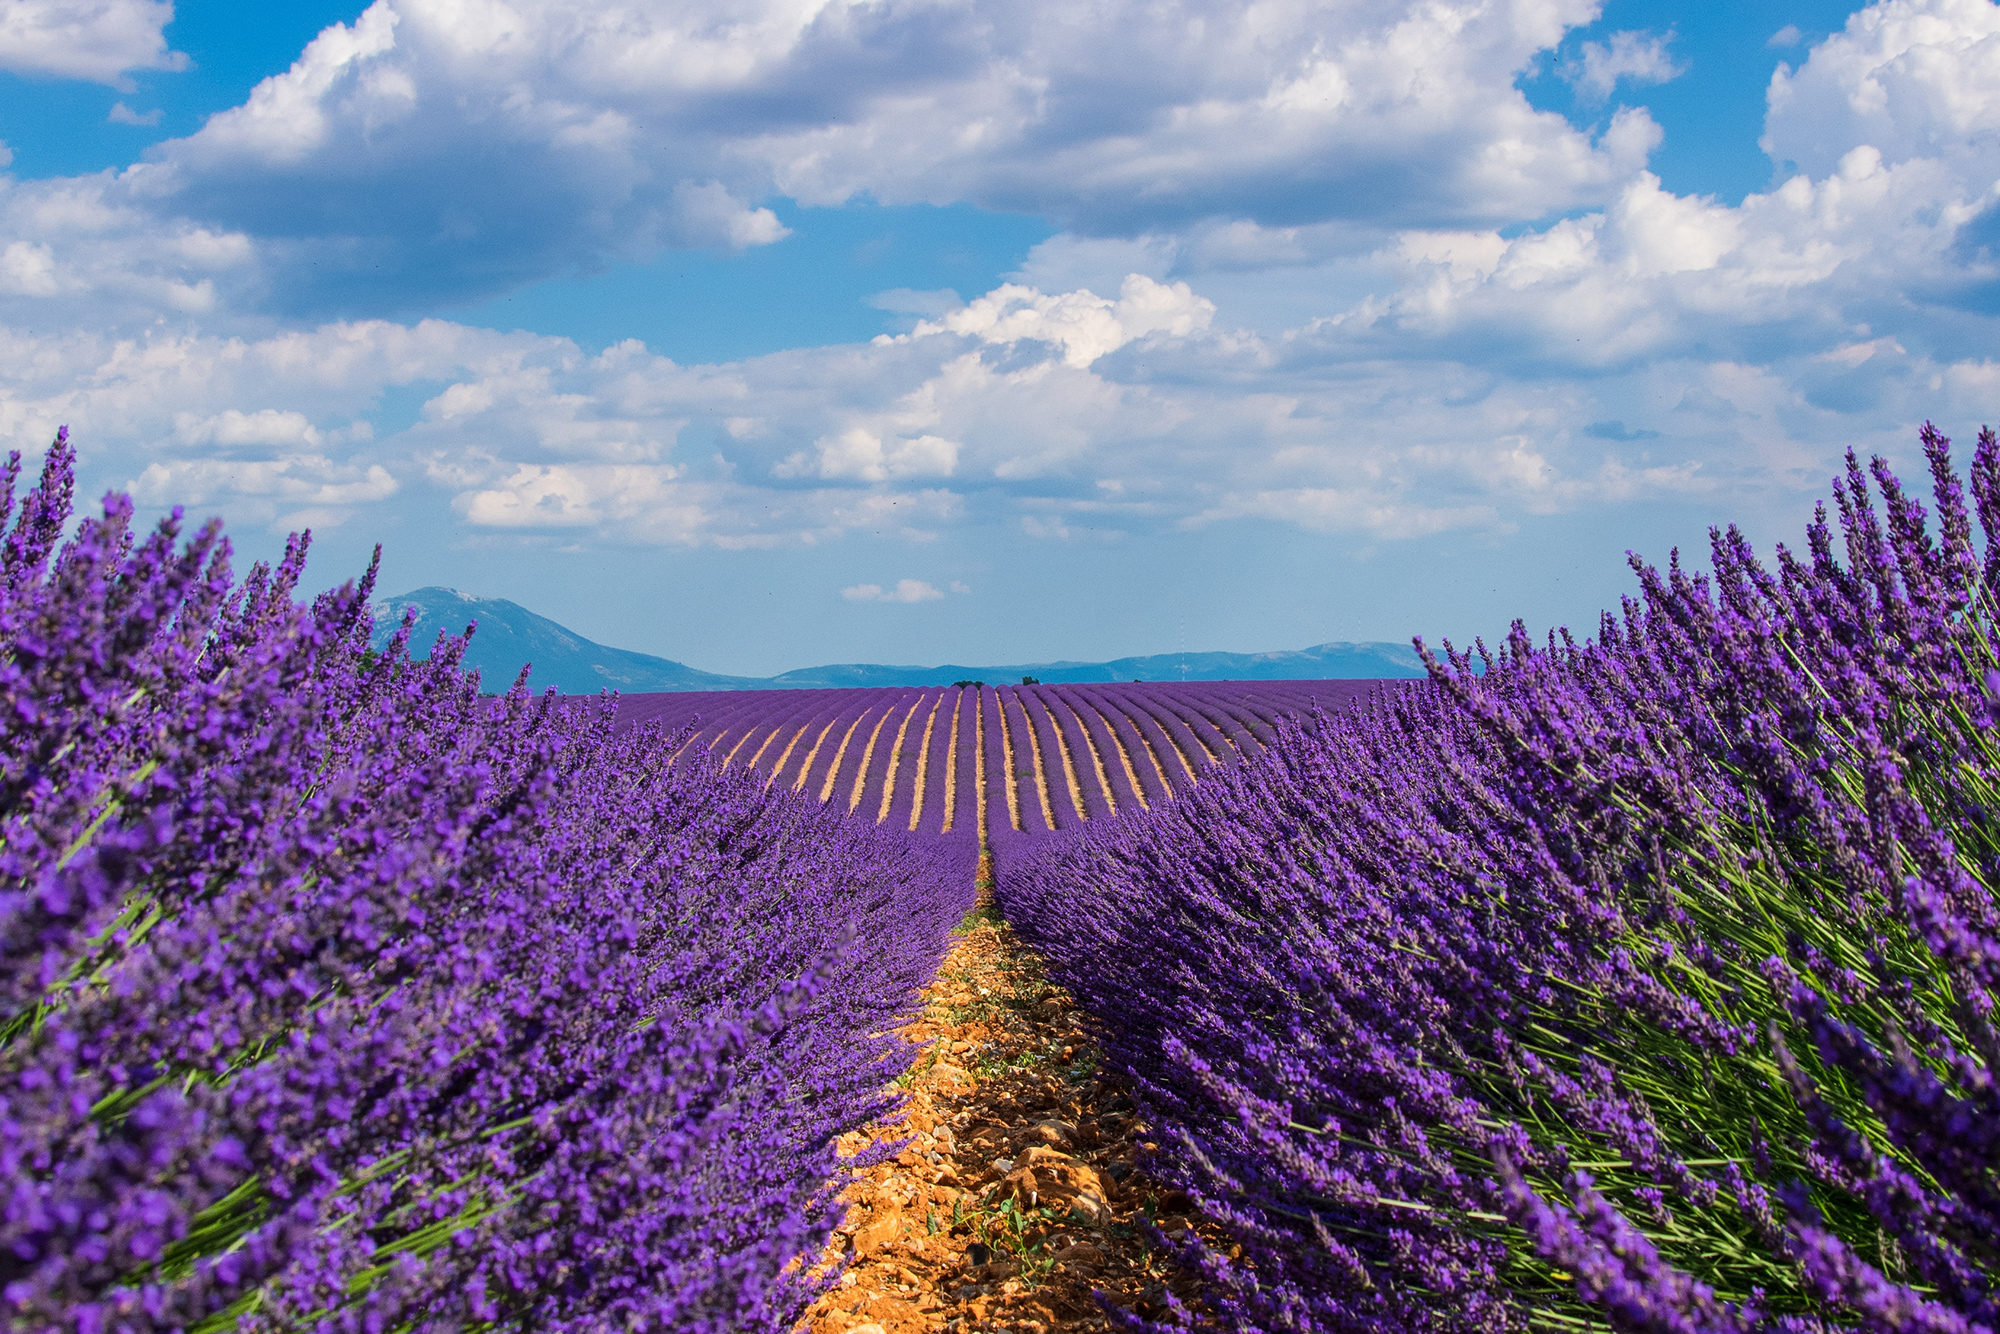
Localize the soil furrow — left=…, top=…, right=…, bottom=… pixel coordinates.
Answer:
left=1033, top=694, right=1092, bottom=823
left=819, top=708, right=875, bottom=801
left=799, top=898, right=1219, bottom=1334
left=850, top=700, right=900, bottom=813
left=906, top=691, right=945, bottom=830
left=785, top=715, right=843, bottom=791
left=991, top=689, right=1023, bottom=833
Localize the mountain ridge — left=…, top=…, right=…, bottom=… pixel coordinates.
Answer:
left=370, top=586, right=1427, bottom=693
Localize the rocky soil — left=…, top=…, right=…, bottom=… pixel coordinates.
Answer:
left=797, top=901, right=1221, bottom=1334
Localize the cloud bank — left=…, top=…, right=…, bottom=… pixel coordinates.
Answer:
left=0, top=0, right=1998, bottom=599
left=0, top=0, right=1670, bottom=319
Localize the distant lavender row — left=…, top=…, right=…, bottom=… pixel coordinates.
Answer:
left=612, top=679, right=1382, bottom=852
left=1002, top=425, right=2000, bottom=1330
left=2, top=435, right=974, bottom=1333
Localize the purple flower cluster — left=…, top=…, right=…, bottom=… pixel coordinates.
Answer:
left=1002, top=425, right=2000, bottom=1331
left=2, top=433, right=974, bottom=1333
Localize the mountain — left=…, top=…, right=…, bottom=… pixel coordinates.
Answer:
left=766, top=642, right=1425, bottom=687
left=371, top=586, right=1427, bottom=693
left=370, top=587, right=761, bottom=693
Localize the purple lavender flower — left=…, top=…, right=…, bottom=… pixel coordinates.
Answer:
left=996, top=423, right=2000, bottom=1332
left=0, top=434, right=974, bottom=1333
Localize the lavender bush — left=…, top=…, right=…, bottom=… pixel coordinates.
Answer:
left=1003, top=425, right=2000, bottom=1331
left=2, top=433, right=974, bottom=1333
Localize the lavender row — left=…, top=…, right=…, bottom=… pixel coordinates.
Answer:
left=1055, top=688, right=1146, bottom=815
left=605, top=680, right=1386, bottom=868
left=978, top=686, right=1011, bottom=850
left=1003, top=425, right=2000, bottom=1331
left=3, top=436, right=975, bottom=1334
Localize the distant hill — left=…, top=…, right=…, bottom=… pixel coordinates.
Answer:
left=370, top=587, right=761, bottom=693
left=371, top=586, right=1427, bottom=693
left=767, top=642, right=1426, bottom=687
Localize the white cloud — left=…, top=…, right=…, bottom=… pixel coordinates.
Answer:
left=18, top=0, right=1991, bottom=360
left=0, top=242, right=61, bottom=297
left=0, top=175, right=255, bottom=324
left=843, top=579, right=948, bottom=603
left=1764, top=0, right=2000, bottom=175
left=35, top=0, right=1671, bottom=319
left=453, top=462, right=705, bottom=539
left=170, top=4, right=404, bottom=166
left=1315, top=132, right=1984, bottom=373
left=666, top=180, right=790, bottom=250
left=0, top=0, right=187, bottom=89
left=1770, top=24, right=1804, bottom=48
left=781, top=428, right=961, bottom=482
left=174, top=408, right=322, bottom=448
left=751, top=0, right=1634, bottom=232
left=107, top=102, right=162, bottom=126
left=0, top=276, right=1847, bottom=558
left=1562, top=30, right=1687, bottom=101
left=901, top=274, right=1215, bottom=368
left=8, top=0, right=2000, bottom=573
left=129, top=455, right=397, bottom=530
left=2, top=217, right=1995, bottom=566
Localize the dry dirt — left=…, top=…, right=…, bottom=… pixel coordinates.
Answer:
left=796, top=899, right=1222, bottom=1334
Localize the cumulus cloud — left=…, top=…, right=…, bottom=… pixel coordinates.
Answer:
left=779, top=428, right=961, bottom=482
left=174, top=408, right=323, bottom=448
left=1315, top=134, right=1986, bottom=375
left=750, top=0, right=1638, bottom=232
left=0, top=242, right=61, bottom=298
left=0, top=174, right=254, bottom=325
left=27, top=0, right=1676, bottom=320
left=453, top=462, right=703, bottom=538
left=843, top=579, right=948, bottom=603
left=110, top=2, right=804, bottom=315
left=107, top=102, right=163, bottom=126
left=0, top=0, right=187, bottom=89
left=0, top=257, right=1933, bottom=560
left=1561, top=30, right=1687, bottom=101
left=1763, top=0, right=2000, bottom=177
left=9, top=0, right=2000, bottom=569
left=901, top=274, right=1215, bottom=368
left=666, top=180, right=790, bottom=250
left=129, top=455, right=397, bottom=530
left=16, top=0, right=1989, bottom=359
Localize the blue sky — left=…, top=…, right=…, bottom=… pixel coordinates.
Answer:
left=1, top=0, right=1997, bottom=676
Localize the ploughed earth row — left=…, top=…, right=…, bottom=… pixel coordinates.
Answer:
left=797, top=904, right=1227, bottom=1334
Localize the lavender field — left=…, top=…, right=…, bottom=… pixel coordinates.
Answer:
left=613, top=678, right=1380, bottom=862
left=12, top=423, right=2000, bottom=1334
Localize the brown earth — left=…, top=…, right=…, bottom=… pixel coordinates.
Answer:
left=797, top=884, right=1224, bottom=1334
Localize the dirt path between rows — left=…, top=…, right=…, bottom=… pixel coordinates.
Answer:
left=798, top=887, right=1219, bottom=1334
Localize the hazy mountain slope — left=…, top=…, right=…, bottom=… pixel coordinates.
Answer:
left=767, top=641, right=1424, bottom=687
left=373, top=587, right=1427, bottom=692
left=371, top=588, right=761, bottom=693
